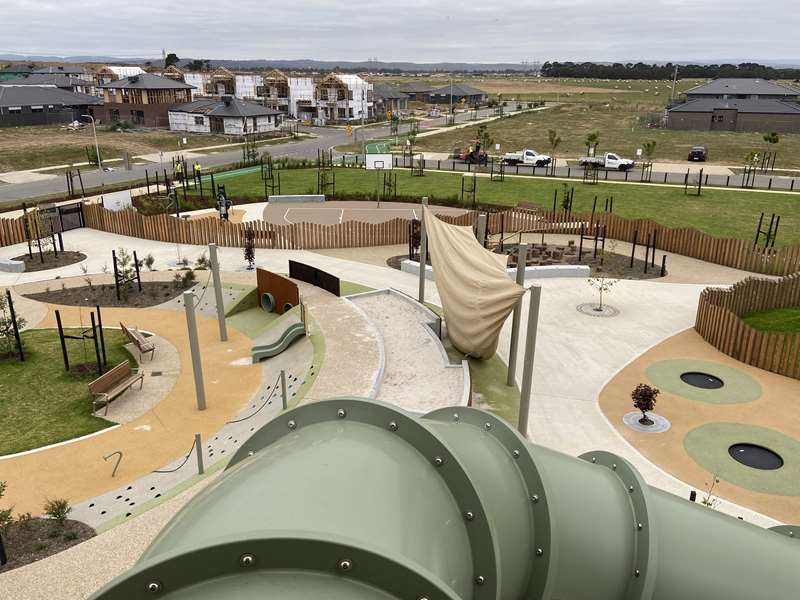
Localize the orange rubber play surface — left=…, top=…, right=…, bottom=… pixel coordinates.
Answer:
left=599, top=328, right=800, bottom=523
left=0, top=303, right=260, bottom=515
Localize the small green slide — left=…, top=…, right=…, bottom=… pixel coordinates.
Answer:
left=251, top=322, right=306, bottom=362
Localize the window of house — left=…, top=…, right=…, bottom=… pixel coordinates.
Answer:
left=194, top=116, right=204, bottom=125
left=31, top=106, right=43, bottom=113
left=8, top=106, right=21, bottom=113
left=110, top=109, right=120, bottom=121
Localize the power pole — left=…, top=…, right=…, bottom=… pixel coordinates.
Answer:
left=670, top=65, right=679, bottom=103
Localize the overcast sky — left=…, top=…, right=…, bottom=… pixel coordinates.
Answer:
left=2, top=0, right=798, bottom=64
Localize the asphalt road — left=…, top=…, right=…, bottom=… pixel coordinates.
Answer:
left=0, top=107, right=514, bottom=205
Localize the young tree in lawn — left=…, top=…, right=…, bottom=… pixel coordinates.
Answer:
left=642, top=139, right=657, bottom=162
left=0, top=294, right=26, bottom=357
left=548, top=129, right=561, bottom=174
left=631, top=383, right=660, bottom=426
left=584, top=131, right=600, bottom=156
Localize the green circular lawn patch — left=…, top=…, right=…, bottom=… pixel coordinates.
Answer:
left=645, top=359, right=761, bottom=404
left=684, top=423, right=800, bottom=496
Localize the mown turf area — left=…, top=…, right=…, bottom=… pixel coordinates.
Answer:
left=0, top=328, right=132, bottom=455
left=188, top=167, right=800, bottom=246
left=742, top=307, right=800, bottom=333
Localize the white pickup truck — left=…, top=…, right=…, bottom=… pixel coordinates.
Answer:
left=579, top=152, right=635, bottom=171
left=501, top=148, right=552, bottom=167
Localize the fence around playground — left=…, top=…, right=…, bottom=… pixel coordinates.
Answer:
left=2, top=201, right=800, bottom=277
left=695, top=273, right=800, bottom=380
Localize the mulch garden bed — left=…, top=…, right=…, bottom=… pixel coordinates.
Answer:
left=0, top=518, right=95, bottom=572
left=11, top=251, right=86, bottom=273
left=23, top=278, right=198, bottom=309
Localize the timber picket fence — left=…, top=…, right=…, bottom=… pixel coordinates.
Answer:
left=694, top=273, right=800, bottom=380
left=1, top=201, right=798, bottom=277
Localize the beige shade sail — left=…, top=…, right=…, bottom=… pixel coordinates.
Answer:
left=424, top=208, right=525, bottom=359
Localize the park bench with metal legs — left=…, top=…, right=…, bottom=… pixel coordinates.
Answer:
left=88, top=360, right=144, bottom=415
left=119, top=322, right=156, bottom=361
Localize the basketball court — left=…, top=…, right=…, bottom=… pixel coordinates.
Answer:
left=262, top=200, right=468, bottom=225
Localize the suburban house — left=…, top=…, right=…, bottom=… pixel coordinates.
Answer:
left=32, top=65, right=89, bottom=81
left=259, top=69, right=290, bottom=112
left=372, top=83, right=409, bottom=115
left=667, top=78, right=800, bottom=132
left=395, top=82, right=434, bottom=102
left=183, top=67, right=262, bottom=101
left=0, top=73, right=95, bottom=95
left=0, top=63, right=36, bottom=81
left=313, top=73, right=373, bottom=122
left=0, top=85, right=101, bottom=127
left=98, top=73, right=194, bottom=127
left=683, top=78, right=800, bottom=100
left=168, top=96, right=283, bottom=135
left=427, top=83, right=488, bottom=106
left=92, top=65, right=146, bottom=90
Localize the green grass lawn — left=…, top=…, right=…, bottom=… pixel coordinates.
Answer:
left=742, top=307, right=800, bottom=333
left=188, top=167, right=800, bottom=246
left=0, top=328, right=133, bottom=455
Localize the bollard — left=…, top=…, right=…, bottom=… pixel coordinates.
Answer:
left=518, top=285, right=541, bottom=436
left=208, top=243, right=228, bottom=342
left=195, top=433, right=204, bottom=475
left=280, top=369, right=288, bottom=410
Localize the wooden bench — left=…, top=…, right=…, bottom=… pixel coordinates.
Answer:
left=88, top=360, right=144, bottom=415
left=120, top=322, right=156, bottom=361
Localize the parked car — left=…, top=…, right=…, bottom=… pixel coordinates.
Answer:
left=688, top=146, right=708, bottom=161
left=578, top=152, right=635, bottom=171
left=501, top=148, right=552, bottom=167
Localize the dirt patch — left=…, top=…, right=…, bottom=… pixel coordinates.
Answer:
left=11, top=251, right=86, bottom=273
left=23, top=279, right=198, bottom=308
left=0, top=518, right=95, bottom=573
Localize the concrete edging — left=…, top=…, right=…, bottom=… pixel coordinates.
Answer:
left=342, top=297, right=385, bottom=400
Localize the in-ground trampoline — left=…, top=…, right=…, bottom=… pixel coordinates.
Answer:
left=728, top=443, right=784, bottom=470
left=680, top=371, right=724, bottom=389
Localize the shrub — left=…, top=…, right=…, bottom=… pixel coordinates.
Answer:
left=63, top=530, right=79, bottom=541
left=194, top=253, right=210, bottom=271
left=144, top=253, right=156, bottom=271
left=43, top=497, right=71, bottom=526
left=631, top=383, right=660, bottom=425
left=0, top=481, right=13, bottom=532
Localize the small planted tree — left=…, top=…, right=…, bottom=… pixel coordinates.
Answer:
left=587, top=274, right=618, bottom=311
left=584, top=131, right=600, bottom=156
left=0, top=294, right=26, bottom=357
left=548, top=129, right=561, bottom=173
left=0, top=481, right=12, bottom=532
left=244, top=227, right=256, bottom=270
left=631, top=383, right=660, bottom=425
left=642, top=139, right=657, bottom=162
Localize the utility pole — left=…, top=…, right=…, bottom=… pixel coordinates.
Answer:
left=670, top=65, right=679, bottom=104
left=82, top=114, right=102, bottom=172
left=449, top=78, right=453, bottom=118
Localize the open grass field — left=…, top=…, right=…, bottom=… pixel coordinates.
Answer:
left=414, top=103, right=800, bottom=169
left=742, top=307, right=800, bottom=333
left=0, top=328, right=132, bottom=455
left=373, top=76, right=800, bottom=170
left=187, top=166, right=800, bottom=245
left=0, top=125, right=232, bottom=173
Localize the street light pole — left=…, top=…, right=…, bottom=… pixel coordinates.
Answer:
left=82, top=114, right=102, bottom=172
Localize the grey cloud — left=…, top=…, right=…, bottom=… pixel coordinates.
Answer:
left=1, top=0, right=798, bottom=63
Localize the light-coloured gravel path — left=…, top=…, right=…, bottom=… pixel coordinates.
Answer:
left=350, top=290, right=465, bottom=411
left=302, top=283, right=381, bottom=401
